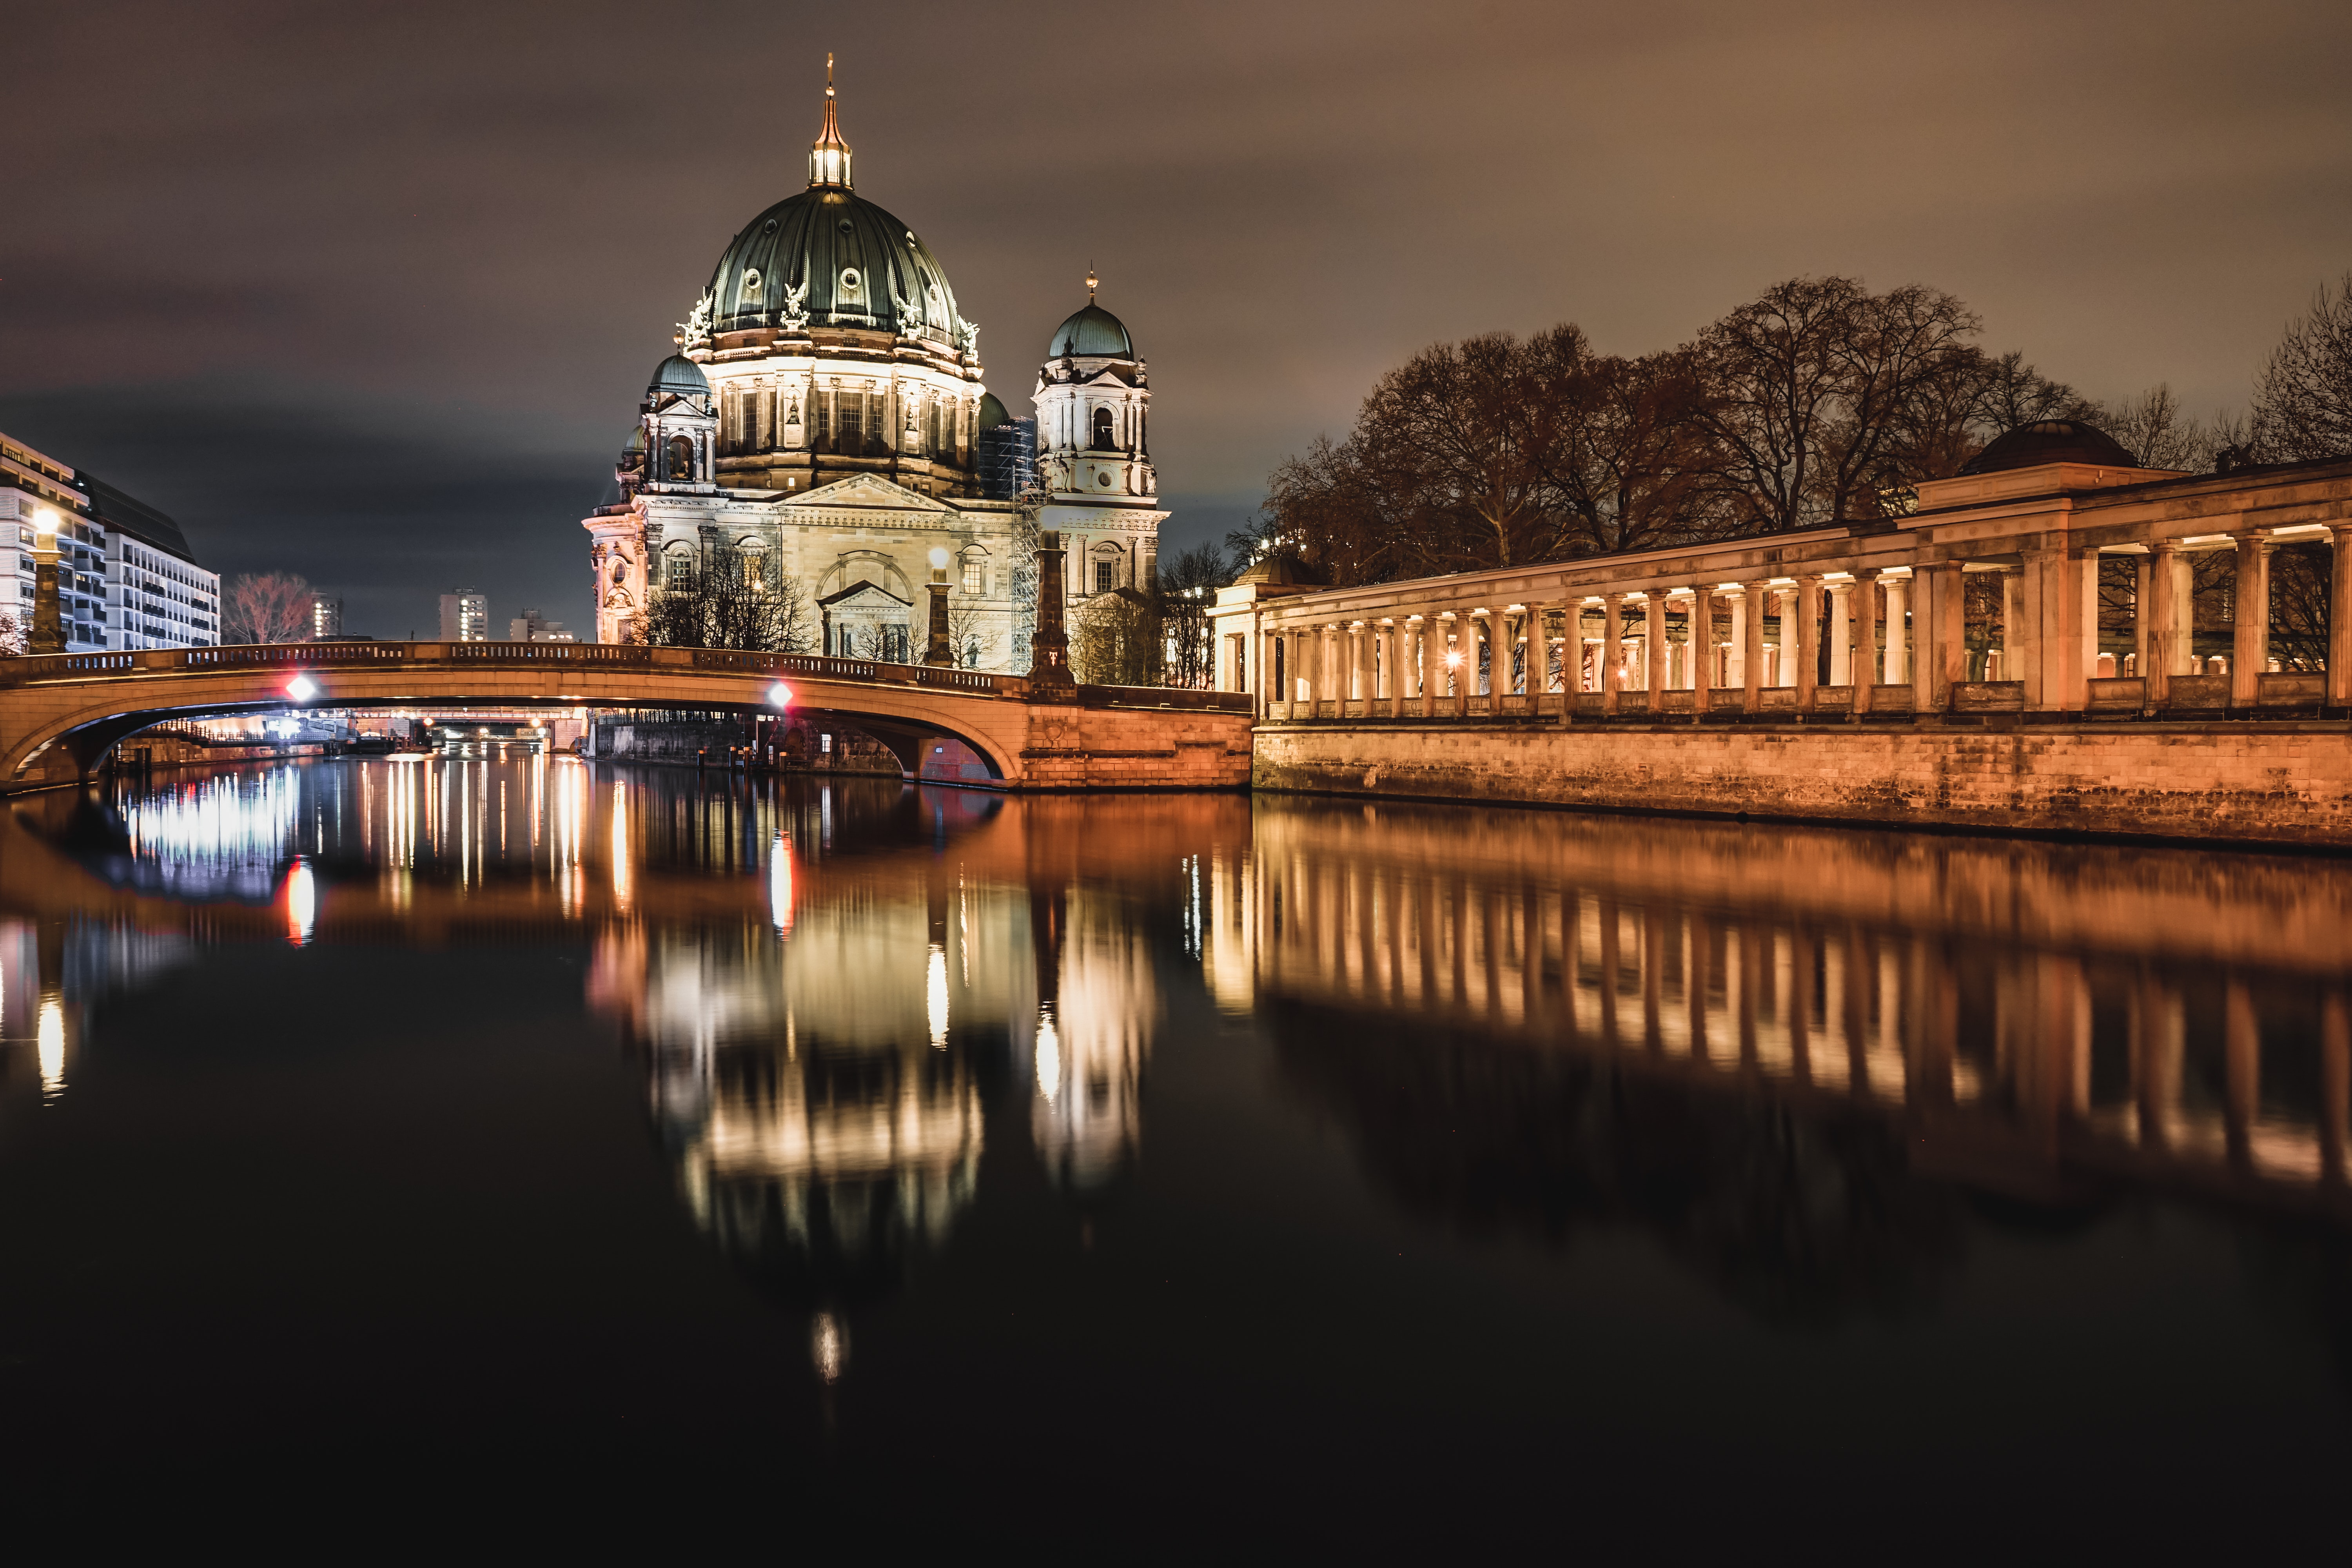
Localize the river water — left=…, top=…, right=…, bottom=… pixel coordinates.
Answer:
left=2, top=757, right=2348, bottom=1549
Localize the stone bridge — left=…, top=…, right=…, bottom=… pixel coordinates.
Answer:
left=0, top=641, right=1255, bottom=791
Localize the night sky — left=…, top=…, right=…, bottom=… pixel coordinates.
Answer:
left=4, top=0, right=2348, bottom=637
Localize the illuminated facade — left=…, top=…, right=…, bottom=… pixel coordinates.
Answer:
left=581, top=62, right=1167, bottom=666
left=0, top=429, right=219, bottom=652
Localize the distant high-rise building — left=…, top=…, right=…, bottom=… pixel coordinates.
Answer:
left=507, top=608, right=575, bottom=643
left=0, top=429, right=220, bottom=653
left=439, top=589, right=488, bottom=642
left=310, top=593, right=343, bottom=639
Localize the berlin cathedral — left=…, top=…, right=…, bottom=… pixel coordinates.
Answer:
left=584, top=60, right=1167, bottom=667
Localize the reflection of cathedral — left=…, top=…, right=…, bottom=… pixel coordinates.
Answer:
left=581, top=60, right=1168, bottom=664
left=1032, top=889, right=1160, bottom=1189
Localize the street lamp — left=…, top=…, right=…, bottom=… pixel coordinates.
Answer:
left=27, top=508, right=64, bottom=655
left=923, top=545, right=953, bottom=666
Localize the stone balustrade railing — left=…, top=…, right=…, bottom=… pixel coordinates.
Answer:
left=0, top=639, right=1254, bottom=713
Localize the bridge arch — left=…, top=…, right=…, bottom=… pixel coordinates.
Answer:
left=0, top=644, right=1037, bottom=788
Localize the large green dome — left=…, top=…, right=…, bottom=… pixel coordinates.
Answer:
left=704, top=186, right=968, bottom=345
left=1049, top=303, right=1134, bottom=359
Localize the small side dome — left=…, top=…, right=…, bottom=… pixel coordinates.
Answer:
left=648, top=354, right=711, bottom=398
left=624, top=425, right=647, bottom=454
left=1962, top=419, right=2140, bottom=475
left=1049, top=303, right=1134, bottom=359
left=977, top=392, right=1012, bottom=429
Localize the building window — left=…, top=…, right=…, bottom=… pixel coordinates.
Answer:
left=667, top=436, right=694, bottom=480
left=1093, top=407, right=1116, bottom=450
left=961, top=561, right=983, bottom=596
left=666, top=554, right=693, bottom=588
left=1095, top=560, right=1114, bottom=593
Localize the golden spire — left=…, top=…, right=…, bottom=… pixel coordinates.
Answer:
left=1086, top=265, right=1098, bottom=302
left=809, top=53, right=853, bottom=189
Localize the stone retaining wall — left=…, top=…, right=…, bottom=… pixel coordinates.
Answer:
left=1252, top=718, right=2352, bottom=846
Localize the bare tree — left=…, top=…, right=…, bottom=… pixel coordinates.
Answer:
left=2096, top=384, right=2239, bottom=473
left=2253, top=272, right=2352, bottom=462
left=946, top=601, right=996, bottom=669
left=221, top=572, right=314, bottom=644
left=636, top=545, right=815, bottom=652
left=1072, top=589, right=1161, bottom=686
left=1157, top=543, right=1230, bottom=688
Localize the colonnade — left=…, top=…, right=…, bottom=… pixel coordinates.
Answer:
left=1213, top=454, right=2352, bottom=721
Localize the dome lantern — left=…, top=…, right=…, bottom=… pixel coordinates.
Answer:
left=809, top=53, right=852, bottom=190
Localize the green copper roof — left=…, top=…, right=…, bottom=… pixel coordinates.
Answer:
left=706, top=187, right=967, bottom=345
left=1049, top=302, right=1134, bottom=359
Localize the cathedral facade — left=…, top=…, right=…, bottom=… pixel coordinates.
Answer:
left=583, top=63, right=1168, bottom=668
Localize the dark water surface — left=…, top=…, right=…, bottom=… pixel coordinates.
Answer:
left=2, top=758, right=2349, bottom=1550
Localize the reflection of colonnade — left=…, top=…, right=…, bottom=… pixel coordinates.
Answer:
left=1216, top=804, right=2352, bottom=1213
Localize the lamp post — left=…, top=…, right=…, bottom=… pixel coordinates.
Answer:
left=924, top=546, right=953, bottom=666
left=29, top=509, right=65, bottom=655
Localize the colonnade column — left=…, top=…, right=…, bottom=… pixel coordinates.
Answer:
left=1522, top=602, right=1547, bottom=713
left=2132, top=554, right=2152, bottom=680
left=1350, top=621, right=1369, bottom=711
left=2333, top=526, right=2352, bottom=708
left=1882, top=575, right=1909, bottom=685
left=1421, top=616, right=1440, bottom=719
left=1932, top=561, right=1968, bottom=711
left=1795, top=575, right=1820, bottom=713
left=1741, top=581, right=1768, bottom=713
left=1448, top=613, right=1468, bottom=717
left=1779, top=589, right=1802, bottom=687
left=1600, top=593, right=1625, bottom=717
left=1688, top=588, right=1713, bottom=721
left=1645, top=594, right=1668, bottom=715
left=1726, top=590, right=1747, bottom=693
left=2147, top=541, right=2185, bottom=705
left=1852, top=569, right=1880, bottom=717
left=2003, top=566, right=2029, bottom=690
left=2231, top=530, right=2274, bottom=707
left=1827, top=580, right=1853, bottom=687
left=1470, top=612, right=1491, bottom=710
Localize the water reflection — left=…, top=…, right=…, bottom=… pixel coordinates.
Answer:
left=5, top=762, right=2350, bottom=1363
left=1218, top=801, right=2352, bottom=1230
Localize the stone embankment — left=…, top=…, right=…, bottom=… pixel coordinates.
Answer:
left=1253, top=717, right=2352, bottom=848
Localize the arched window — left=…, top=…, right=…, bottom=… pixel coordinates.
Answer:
left=1091, top=407, right=1116, bottom=450
left=665, top=552, right=694, bottom=588
left=667, top=435, right=694, bottom=480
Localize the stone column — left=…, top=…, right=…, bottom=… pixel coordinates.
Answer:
left=2004, top=566, right=2031, bottom=691
left=1444, top=614, right=1465, bottom=717
left=1740, top=583, right=1768, bottom=712
left=1882, top=576, right=1909, bottom=685
left=1350, top=621, right=1368, bottom=710
left=1852, top=570, right=1879, bottom=716
left=1779, top=589, right=1802, bottom=687
left=1522, top=602, right=1547, bottom=713
left=1292, top=628, right=1312, bottom=713
left=1411, top=616, right=1430, bottom=719
left=2132, top=554, right=2153, bottom=680
left=1645, top=593, right=1668, bottom=715
left=1688, top=589, right=1713, bottom=720
left=1561, top=603, right=1582, bottom=728
left=1933, top=561, right=1968, bottom=711
left=1726, top=590, right=1747, bottom=691
left=2067, top=548, right=2099, bottom=713
left=2231, top=531, right=2274, bottom=706
left=2332, top=526, right=2352, bottom=709
left=924, top=564, right=953, bottom=665
left=1030, top=530, right=1074, bottom=687
left=1795, top=575, right=1821, bottom=713
left=1600, top=594, right=1625, bottom=717
left=2147, top=540, right=2186, bottom=706
left=1827, top=581, right=1853, bottom=687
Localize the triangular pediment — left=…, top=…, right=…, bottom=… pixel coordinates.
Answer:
left=817, top=578, right=913, bottom=610
left=783, top=474, right=947, bottom=515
